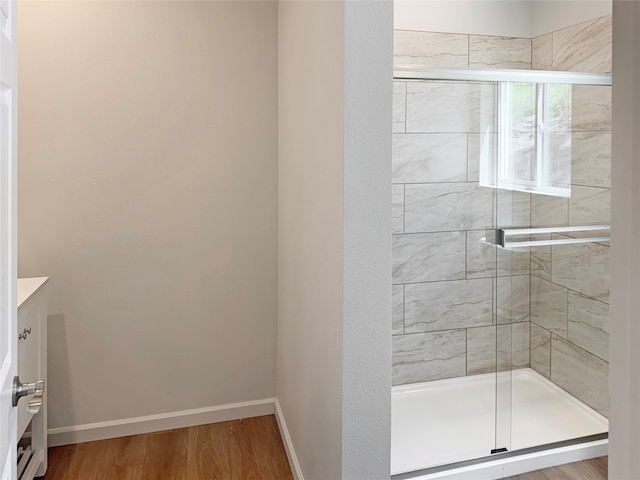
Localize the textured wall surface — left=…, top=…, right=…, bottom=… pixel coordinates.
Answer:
left=342, top=1, right=393, bottom=478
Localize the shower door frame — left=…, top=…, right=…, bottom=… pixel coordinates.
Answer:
left=393, top=66, right=611, bottom=86
left=391, top=65, right=612, bottom=478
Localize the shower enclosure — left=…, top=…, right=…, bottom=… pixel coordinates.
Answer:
left=391, top=66, right=610, bottom=477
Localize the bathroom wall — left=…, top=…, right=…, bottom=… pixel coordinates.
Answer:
left=277, top=3, right=345, bottom=477
left=394, top=0, right=611, bottom=38
left=394, top=1, right=533, bottom=37
left=278, top=1, right=393, bottom=478
left=392, top=12, right=612, bottom=397
left=531, top=1, right=611, bottom=37
left=18, top=1, right=279, bottom=429
left=529, top=15, right=612, bottom=417
left=392, top=31, right=533, bottom=385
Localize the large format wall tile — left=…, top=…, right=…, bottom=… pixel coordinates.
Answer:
left=531, top=194, right=568, bottom=227
left=390, top=21, right=612, bottom=386
left=393, top=232, right=466, bottom=284
left=568, top=186, right=610, bottom=226
left=572, top=86, right=611, bottom=132
left=551, top=336, right=609, bottom=417
left=498, top=322, right=530, bottom=370
left=572, top=132, right=611, bottom=188
left=469, top=35, right=531, bottom=69
left=467, top=325, right=496, bottom=375
left=466, top=230, right=530, bottom=278
left=406, top=82, right=496, bottom=133
left=393, top=285, right=404, bottom=335
left=552, top=242, right=609, bottom=302
left=404, top=183, right=494, bottom=233
left=553, top=16, right=612, bottom=74
left=394, top=30, right=469, bottom=68
left=530, top=323, right=551, bottom=378
left=496, top=248, right=531, bottom=277
left=392, top=184, right=404, bottom=234
left=392, top=330, right=466, bottom=384
left=393, top=82, right=406, bottom=133
left=496, top=275, right=530, bottom=324
left=466, top=230, right=496, bottom=279
left=531, top=235, right=552, bottom=281
left=405, top=279, right=492, bottom=333
left=467, top=132, right=497, bottom=182
left=495, top=190, right=531, bottom=277
left=467, top=323, right=530, bottom=374
left=568, top=292, right=609, bottom=361
left=497, top=190, right=531, bottom=228
left=393, top=133, right=467, bottom=183
left=531, top=276, right=568, bottom=338
left=532, top=33, right=552, bottom=70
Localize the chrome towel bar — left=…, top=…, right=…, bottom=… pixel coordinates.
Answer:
left=493, top=225, right=610, bottom=249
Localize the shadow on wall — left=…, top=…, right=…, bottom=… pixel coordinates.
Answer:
left=47, top=313, right=75, bottom=429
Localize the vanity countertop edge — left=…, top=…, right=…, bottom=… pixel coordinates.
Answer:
left=18, top=277, right=50, bottom=310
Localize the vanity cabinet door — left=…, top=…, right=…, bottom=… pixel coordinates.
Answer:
left=16, top=290, right=46, bottom=439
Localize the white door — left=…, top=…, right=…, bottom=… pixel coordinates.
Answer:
left=0, top=0, right=17, bottom=478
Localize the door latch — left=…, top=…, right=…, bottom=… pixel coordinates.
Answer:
left=12, top=376, right=45, bottom=414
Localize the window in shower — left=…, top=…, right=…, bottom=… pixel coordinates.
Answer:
left=480, top=82, right=572, bottom=198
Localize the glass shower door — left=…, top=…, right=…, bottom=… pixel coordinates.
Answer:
left=390, top=75, right=513, bottom=473
left=491, top=80, right=611, bottom=457
left=392, top=66, right=610, bottom=477
left=491, top=80, right=571, bottom=457
left=492, top=190, right=531, bottom=456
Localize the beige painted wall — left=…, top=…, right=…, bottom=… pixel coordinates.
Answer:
left=277, top=2, right=345, bottom=477
left=18, top=1, right=278, bottom=429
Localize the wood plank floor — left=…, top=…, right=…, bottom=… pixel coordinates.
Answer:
left=43, top=415, right=293, bottom=480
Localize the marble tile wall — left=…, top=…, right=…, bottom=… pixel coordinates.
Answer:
left=392, top=19, right=611, bottom=413
left=529, top=15, right=611, bottom=417
left=392, top=30, right=533, bottom=386
left=394, top=30, right=531, bottom=70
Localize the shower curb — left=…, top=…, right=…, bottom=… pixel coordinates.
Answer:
left=393, top=438, right=608, bottom=480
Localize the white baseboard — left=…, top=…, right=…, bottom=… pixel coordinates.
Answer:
left=275, top=398, right=304, bottom=480
left=48, top=398, right=275, bottom=447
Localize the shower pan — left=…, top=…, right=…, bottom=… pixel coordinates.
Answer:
left=391, top=66, right=611, bottom=478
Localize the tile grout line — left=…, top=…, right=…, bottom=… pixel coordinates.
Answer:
left=402, top=183, right=406, bottom=234
left=403, top=81, right=408, bottom=134
left=402, top=284, right=405, bottom=335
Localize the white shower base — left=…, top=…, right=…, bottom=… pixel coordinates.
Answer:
left=391, top=368, right=608, bottom=476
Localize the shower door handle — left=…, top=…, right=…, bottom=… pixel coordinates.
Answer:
left=491, top=225, right=610, bottom=249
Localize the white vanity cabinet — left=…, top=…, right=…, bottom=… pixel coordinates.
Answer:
left=16, top=277, right=49, bottom=479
